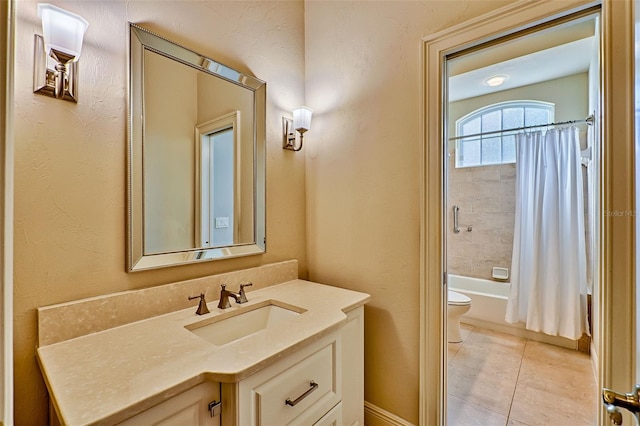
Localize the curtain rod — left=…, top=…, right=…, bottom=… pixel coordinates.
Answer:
left=448, top=114, right=595, bottom=142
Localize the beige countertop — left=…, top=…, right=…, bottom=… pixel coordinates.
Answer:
left=36, top=280, right=370, bottom=426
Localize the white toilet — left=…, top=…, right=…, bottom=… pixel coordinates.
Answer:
left=447, top=290, right=471, bottom=343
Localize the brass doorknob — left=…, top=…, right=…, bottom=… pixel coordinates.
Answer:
left=606, top=404, right=623, bottom=425
left=603, top=385, right=640, bottom=425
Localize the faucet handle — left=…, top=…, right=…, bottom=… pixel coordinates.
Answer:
left=188, top=293, right=210, bottom=316
left=238, top=283, right=253, bottom=304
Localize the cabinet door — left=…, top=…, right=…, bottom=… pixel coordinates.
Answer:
left=314, top=403, right=342, bottom=426
left=118, top=382, right=220, bottom=426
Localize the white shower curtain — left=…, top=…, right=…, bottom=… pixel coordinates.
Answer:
left=505, top=127, right=588, bottom=340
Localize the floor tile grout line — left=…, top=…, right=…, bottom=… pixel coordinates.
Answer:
left=505, top=338, right=528, bottom=425
left=449, top=325, right=526, bottom=424
left=449, top=326, right=514, bottom=423
left=449, top=325, right=473, bottom=363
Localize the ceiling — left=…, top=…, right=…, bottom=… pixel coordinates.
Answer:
left=447, top=16, right=597, bottom=103
left=448, top=36, right=595, bottom=103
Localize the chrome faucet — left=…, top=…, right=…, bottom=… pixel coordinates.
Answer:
left=187, top=293, right=210, bottom=315
left=217, top=284, right=241, bottom=309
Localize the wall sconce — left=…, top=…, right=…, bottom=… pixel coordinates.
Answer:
left=283, top=106, right=313, bottom=151
left=33, top=3, right=89, bottom=102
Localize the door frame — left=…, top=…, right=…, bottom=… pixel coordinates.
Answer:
left=419, top=0, right=635, bottom=424
left=1, top=0, right=14, bottom=424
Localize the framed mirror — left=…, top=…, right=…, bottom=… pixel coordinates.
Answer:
left=128, top=24, right=266, bottom=271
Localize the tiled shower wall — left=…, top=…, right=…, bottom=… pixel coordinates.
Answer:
left=447, top=150, right=516, bottom=281
left=446, top=73, right=591, bottom=283
left=447, top=142, right=591, bottom=284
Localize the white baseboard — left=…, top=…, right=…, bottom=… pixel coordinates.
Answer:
left=460, top=317, right=578, bottom=350
left=364, top=401, right=414, bottom=426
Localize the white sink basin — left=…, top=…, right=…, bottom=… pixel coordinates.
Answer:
left=185, top=301, right=305, bottom=346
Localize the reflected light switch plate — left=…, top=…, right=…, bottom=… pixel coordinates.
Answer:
left=215, top=217, right=230, bottom=229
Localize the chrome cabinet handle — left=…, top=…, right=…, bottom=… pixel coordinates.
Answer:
left=285, top=381, right=318, bottom=407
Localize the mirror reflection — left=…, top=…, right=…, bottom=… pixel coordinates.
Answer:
left=128, top=24, right=266, bottom=271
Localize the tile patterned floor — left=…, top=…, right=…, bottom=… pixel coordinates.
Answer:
left=447, top=324, right=597, bottom=426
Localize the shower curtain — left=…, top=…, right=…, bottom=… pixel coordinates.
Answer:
left=505, top=126, right=587, bottom=340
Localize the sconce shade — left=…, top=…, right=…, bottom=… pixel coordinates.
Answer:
left=38, top=3, right=89, bottom=62
left=292, top=106, right=313, bottom=133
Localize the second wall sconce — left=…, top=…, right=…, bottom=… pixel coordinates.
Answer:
left=283, top=106, right=313, bottom=151
left=33, top=3, right=89, bottom=102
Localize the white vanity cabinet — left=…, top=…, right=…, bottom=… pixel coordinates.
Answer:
left=339, top=305, right=365, bottom=426
left=49, top=381, right=221, bottom=426
left=224, top=331, right=341, bottom=426
left=117, top=381, right=221, bottom=426
left=38, top=280, right=369, bottom=426
left=223, top=305, right=364, bottom=426
left=106, top=306, right=364, bottom=426
left=314, top=402, right=343, bottom=426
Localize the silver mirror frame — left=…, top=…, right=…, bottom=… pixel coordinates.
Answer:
left=127, top=24, right=266, bottom=271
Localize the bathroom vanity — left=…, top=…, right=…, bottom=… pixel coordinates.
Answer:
left=33, top=21, right=369, bottom=425
left=36, top=271, right=369, bottom=425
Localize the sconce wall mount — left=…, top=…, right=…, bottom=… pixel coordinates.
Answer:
left=282, top=117, right=300, bottom=151
left=33, top=34, right=79, bottom=102
left=283, top=106, right=313, bottom=152
left=33, top=3, right=88, bottom=102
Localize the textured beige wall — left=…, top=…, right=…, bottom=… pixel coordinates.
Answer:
left=303, top=1, right=511, bottom=423
left=14, top=1, right=306, bottom=424
left=447, top=73, right=589, bottom=281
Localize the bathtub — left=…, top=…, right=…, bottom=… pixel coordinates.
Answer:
left=448, top=274, right=578, bottom=348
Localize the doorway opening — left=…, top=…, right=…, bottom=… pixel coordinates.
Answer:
left=421, top=1, right=636, bottom=425
left=421, top=4, right=615, bottom=424
left=443, top=10, right=601, bottom=425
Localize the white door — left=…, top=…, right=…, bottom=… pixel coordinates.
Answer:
left=601, top=2, right=640, bottom=424
left=201, top=128, right=235, bottom=248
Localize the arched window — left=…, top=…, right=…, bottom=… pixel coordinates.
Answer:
left=455, top=100, right=555, bottom=168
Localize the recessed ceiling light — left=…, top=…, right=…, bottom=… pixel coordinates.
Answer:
left=485, top=75, right=508, bottom=87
